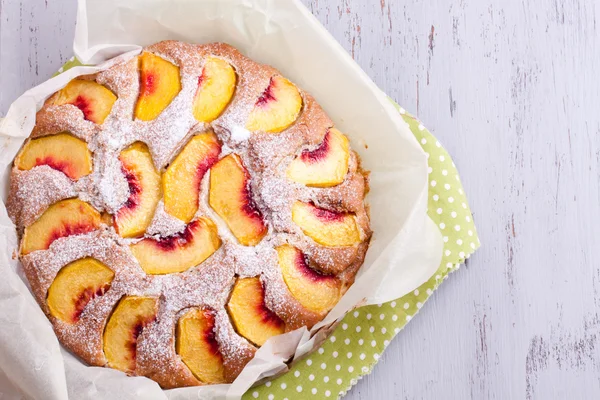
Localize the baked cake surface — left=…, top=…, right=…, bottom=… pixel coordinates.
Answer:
left=8, top=41, right=371, bottom=388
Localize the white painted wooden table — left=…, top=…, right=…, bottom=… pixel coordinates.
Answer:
left=2, top=1, right=599, bottom=399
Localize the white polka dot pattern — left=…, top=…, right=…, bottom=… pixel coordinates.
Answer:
left=241, top=101, right=480, bottom=399
left=54, top=61, right=477, bottom=400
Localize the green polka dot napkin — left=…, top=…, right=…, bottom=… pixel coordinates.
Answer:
left=244, top=101, right=480, bottom=400
left=55, top=60, right=479, bottom=399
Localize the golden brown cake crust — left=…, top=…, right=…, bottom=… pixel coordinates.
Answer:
left=8, top=40, right=372, bottom=389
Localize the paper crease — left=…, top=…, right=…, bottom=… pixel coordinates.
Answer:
left=0, top=1, right=442, bottom=399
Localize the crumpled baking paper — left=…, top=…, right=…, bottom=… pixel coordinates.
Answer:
left=0, top=0, right=443, bottom=399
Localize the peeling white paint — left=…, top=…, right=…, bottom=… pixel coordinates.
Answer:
left=1, top=0, right=599, bottom=399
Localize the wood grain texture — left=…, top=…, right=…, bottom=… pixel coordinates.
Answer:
left=1, top=0, right=599, bottom=399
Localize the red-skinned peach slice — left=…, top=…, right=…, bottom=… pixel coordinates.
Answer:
left=226, top=277, right=285, bottom=346
left=276, top=245, right=342, bottom=314
left=209, top=154, right=267, bottom=246
left=49, top=79, right=117, bottom=124
left=21, top=199, right=102, bottom=255
left=114, top=142, right=161, bottom=238
left=286, top=128, right=350, bottom=187
left=47, top=258, right=114, bottom=324
left=176, top=308, right=227, bottom=383
left=246, top=76, right=302, bottom=133
left=129, top=217, right=221, bottom=275
left=15, top=133, right=92, bottom=180
left=192, top=57, right=236, bottom=122
left=291, top=201, right=360, bottom=247
left=135, top=52, right=182, bottom=121
left=103, top=296, right=157, bottom=373
left=163, top=132, right=221, bottom=222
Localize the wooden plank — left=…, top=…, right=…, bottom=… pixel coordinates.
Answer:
left=297, top=0, right=600, bottom=399
left=1, top=0, right=599, bottom=398
left=0, top=0, right=76, bottom=113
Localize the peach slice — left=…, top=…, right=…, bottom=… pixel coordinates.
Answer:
left=246, top=76, right=302, bottom=133
left=286, top=128, right=350, bottom=187
left=103, top=296, right=157, bottom=373
left=114, top=142, right=161, bottom=238
left=176, top=308, right=226, bottom=384
left=209, top=154, right=267, bottom=246
left=226, top=277, right=285, bottom=346
left=276, top=245, right=342, bottom=314
left=15, top=133, right=92, bottom=180
left=163, top=132, right=221, bottom=222
left=49, top=79, right=117, bottom=124
left=47, top=258, right=114, bottom=324
left=21, top=199, right=101, bottom=255
left=130, top=217, right=221, bottom=275
left=101, top=211, right=113, bottom=226
left=291, top=201, right=360, bottom=247
left=135, top=52, right=182, bottom=121
left=192, top=57, right=236, bottom=122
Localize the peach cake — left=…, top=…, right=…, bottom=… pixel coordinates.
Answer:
left=7, top=41, right=371, bottom=388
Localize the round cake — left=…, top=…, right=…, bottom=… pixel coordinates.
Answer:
left=8, top=41, right=371, bottom=388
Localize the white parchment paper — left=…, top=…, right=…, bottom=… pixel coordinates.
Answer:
left=0, top=0, right=443, bottom=399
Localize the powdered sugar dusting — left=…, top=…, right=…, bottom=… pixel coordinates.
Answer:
left=9, top=41, right=372, bottom=388
left=7, top=166, right=76, bottom=229
left=96, top=153, right=129, bottom=213
left=146, top=201, right=186, bottom=237
left=229, top=125, right=251, bottom=142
